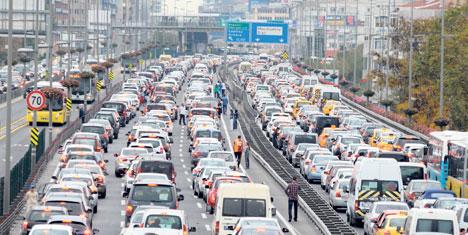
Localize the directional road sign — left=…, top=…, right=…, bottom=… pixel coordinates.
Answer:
left=226, top=22, right=250, bottom=43
left=27, top=91, right=46, bottom=111
left=251, top=22, right=288, bottom=44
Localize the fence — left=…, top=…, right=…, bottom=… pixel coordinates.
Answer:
left=0, top=80, right=123, bottom=234
left=0, top=129, right=44, bottom=218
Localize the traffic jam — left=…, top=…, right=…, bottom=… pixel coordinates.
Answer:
left=235, top=54, right=468, bottom=235
left=19, top=52, right=468, bottom=235
left=20, top=54, right=292, bottom=235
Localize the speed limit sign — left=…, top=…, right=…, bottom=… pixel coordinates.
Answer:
left=27, top=91, right=46, bottom=111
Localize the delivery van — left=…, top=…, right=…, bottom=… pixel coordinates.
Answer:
left=403, top=208, right=459, bottom=235
left=212, top=183, right=275, bottom=235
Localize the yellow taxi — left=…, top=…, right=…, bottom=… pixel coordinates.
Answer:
left=375, top=135, right=397, bottom=151
left=322, top=100, right=341, bottom=115
left=318, top=127, right=341, bottom=147
left=373, top=212, right=407, bottom=235
left=293, top=100, right=313, bottom=118
left=370, top=128, right=393, bottom=147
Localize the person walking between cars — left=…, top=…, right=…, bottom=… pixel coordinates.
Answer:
left=285, top=177, right=300, bottom=222
left=244, top=142, right=250, bottom=169
left=25, top=184, right=38, bottom=212
left=222, top=96, right=228, bottom=115
left=214, top=83, right=219, bottom=98
left=179, top=104, right=187, bottom=125
left=233, top=136, right=244, bottom=169
left=77, top=105, right=85, bottom=123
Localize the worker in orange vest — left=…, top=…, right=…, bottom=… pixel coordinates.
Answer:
left=233, top=135, right=244, bottom=169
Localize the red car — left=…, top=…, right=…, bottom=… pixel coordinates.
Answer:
left=206, top=177, right=243, bottom=214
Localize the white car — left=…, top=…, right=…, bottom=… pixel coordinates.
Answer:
left=30, top=224, right=75, bottom=235
left=207, top=151, right=237, bottom=171
left=136, top=138, right=166, bottom=159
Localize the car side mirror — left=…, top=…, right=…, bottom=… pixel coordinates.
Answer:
left=169, top=138, right=174, bottom=144
left=86, top=209, right=93, bottom=213
left=51, top=176, right=57, bottom=180
left=104, top=160, right=109, bottom=163
left=205, top=185, right=210, bottom=188
left=126, top=132, right=129, bottom=136
left=282, top=228, right=290, bottom=233
left=133, top=224, right=140, bottom=228
left=122, top=191, right=128, bottom=198
left=189, top=227, right=196, bottom=232
left=226, top=226, right=235, bottom=231
left=271, top=197, right=274, bottom=202
left=176, top=188, right=181, bottom=193
left=178, top=194, right=184, bottom=201
left=271, top=207, right=276, bottom=216
left=92, top=229, right=100, bottom=234
left=114, top=153, right=119, bottom=157
left=396, top=226, right=403, bottom=234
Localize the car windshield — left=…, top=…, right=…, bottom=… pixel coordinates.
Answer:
left=215, top=179, right=242, bottom=189
left=68, top=154, right=95, bottom=161
left=437, top=200, right=468, bottom=209
left=31, top=229, right=71, bottom=235
left=416, top=219, right=453, bottom=234
left=200, top=160, right=226, bottom=167
left=131, top=185, right=173, bottom=202
left=341, top=138, right=361, bottom=145
left=73, top=139, right=95, bottom=146
left=389, top=218, right=406, bottom=227
left=139, top=140, right=161, bottom=148
left=144, top=215, right=182, bottom=229
left=122, top=149, right=148, bottom=155
left=29, top=210, right=66, bottom=221
left=102, top=103, right=123, bottom=113
left=222, top=198, right=266, bottom=217
left=294, top=135, right=317, bottom=144
left=426, top=193, right=455, bottom=199
left=45, top=201, right=82, bottom=215
left=374, top=204, right=408, bottom=213
left=210, top=153, right=234, bottom=162
left=412, top=182, right=442, bottom=191
left=400, top=166, right=425, bottom=185
left=81, top=126, right=104, bottom=134
left=196, top=144, right=223, bottom=152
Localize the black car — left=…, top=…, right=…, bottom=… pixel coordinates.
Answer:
left=47, top=215, right=98, bottom=235
left=22, top=206, right=68, bottom=235
left=190, top=143, right=223, bottom=169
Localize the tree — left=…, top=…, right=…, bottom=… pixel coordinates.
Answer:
left=363, top=89, right=375, bottom=104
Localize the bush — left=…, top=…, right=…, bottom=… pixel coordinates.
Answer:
left=79, top=71, right=95, bottom=80
left=349, top=86, right=360, bottom=93
left=41, top=87, right=64, bottom=99
left=321, top=71, right=330, bottom=77
left=363, top=90, right=375, bottom=98
left=330, top=74, right=338, bottom=80
left=60, top=78, right=80, bottom=88
left=403, top=108, right=419, bottom=116
left=434, top=116, right=451, bottom=127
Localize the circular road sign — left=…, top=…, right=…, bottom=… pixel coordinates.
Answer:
left=27, top=91, right=46, bottom=111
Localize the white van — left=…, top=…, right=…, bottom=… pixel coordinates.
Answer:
left=346, top=158, right=404, bottom=226
left=212, top=183, right=275, bottom=235
left=403, top=208, right=459, bottom=235
left=301, top=75, right=319, bottom=87
left=399, top=162, right=427, bottom=186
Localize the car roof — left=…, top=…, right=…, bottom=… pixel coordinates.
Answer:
left=48, top=215, right=87, bottom=223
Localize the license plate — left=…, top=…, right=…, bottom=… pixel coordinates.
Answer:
left=360, top=201, right=372, bottom=209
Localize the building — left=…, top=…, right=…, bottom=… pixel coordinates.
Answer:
left=249, top=3, right=289, bottom=21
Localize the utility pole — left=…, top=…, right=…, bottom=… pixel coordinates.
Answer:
left=315, top=0, right=320, bottom=68
left=84, top=1, right=89, bottom=114
left=332, top=0, right=337, bottom=78
left=323, top=0, right=329, bottom=73
left=23, top=0, right=27, bottom=47
left=353, top=0, right=358, bottom=85
left=47, top=0, right=54, bottom=147
left=385, top=0, right=391, bottom=100
left=96, top=0, right=100, bottom=60
left=66, top=0, right=72, bottom=125
left=31, top=0, right=40, bottom=170
left=341, top=0, right=347, bottom=81
left=4, top=0, right=13, bottom=214
left=439, top=0, right=445, bottom=119
left=408, top=0, right=414, bottom=118
left=367, top=0, right=373, bottom=91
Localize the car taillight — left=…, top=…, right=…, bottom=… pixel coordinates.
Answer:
left=424, top=173, right=427, bottom=179
left=104, top=132, right=108, bottom=138
left=126, top=205, right=133, bottom=214
left=281, top=134, right=286, bottom=138
left=128, top=170, right=134, bottom=178
left=394, top=145, right=402, bottom=151
left=84, top=229, right=91, bottom=235
left=118, top=157, right=127, bottom=162
left=409, top=192, right=415, bottom=200
left=183, top=225, right=188, bottom=235
left=172, top=169, right=175, bottom=182
left=354, top=200, right=359, bottom=210
left=97, top=176, right=103, bottom=184
left=79, top=213, right=87, bottom=218
left=203, top=179, right=206, bottom=185
left=335, top=190, right=341, bottom=198
left=305, top=159, right=311, bottom=165
left=164, top=145, right=169, bottom=150
left=96, top=146, right=100, bottom=151
left=99, top=162, right=105, bottom=168
left=289, top=145, right=294, bottom=152
left=215, top=221, right=220, bottom=233
left=310, top=165, right=316, bottom=172
left=166, top=122, right=171, bottom=126
left=193, top=152, right=199, bottom=158
left=128, top=135, right=134, bottom=140
left=60, top=156, right=66, bottom=162
left=22, top=221, right=28, bottom=230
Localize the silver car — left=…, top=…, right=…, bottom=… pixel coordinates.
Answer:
left=362, top=201, right=409, bottom=235
left=114, top=147, right=148, bottom=177
left=329, top=179, right=350, bottom=211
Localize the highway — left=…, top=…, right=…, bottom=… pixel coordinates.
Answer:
left=0, top=67, right=125, bottom=177
left=10, top=71, right=324, bottom=235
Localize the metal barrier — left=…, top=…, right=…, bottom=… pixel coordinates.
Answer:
left=220, top=63, right=357, bottom=235
left=0, top=80, right=123, bottom=234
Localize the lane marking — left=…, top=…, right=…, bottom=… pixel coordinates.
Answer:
left=179, top=153, right=183, bottom=157
left=120, top=221, right=125, bottom=228
left=121, top=183, right=125, bottom=188
left=0, top=122, right=29, bottom=141
left=121, top=200, right=125, bottom=206
left=182, top=164, right=186, bottom=168
left=201, top=213, right=207, bottom=219
left=121, top=210, right=125, bottom=216
left=186, top=178, right=191, bottom=183
left=180, top=159, right=184, bottom=162
left=184, top=170, right=188, bottom=175
left=179, top=144, right=183, bottom=147
left=205, top=225, right=211, bottom=231
left=0, top=115, right=26, bottom=131
left=197, top=203, right=202, bottom=209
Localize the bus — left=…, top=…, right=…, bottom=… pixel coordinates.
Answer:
left=238, top=62, right=252, bottom=75
left=71, top=66, right=96, bottom=103
left=426, top=131, right=468, bottom=188
left=445, top=140, right=468, bottom=198
left=26, top=81, right=68, bottom=125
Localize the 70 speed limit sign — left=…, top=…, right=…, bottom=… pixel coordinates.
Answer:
left=27, top=91, right=46, bottom=111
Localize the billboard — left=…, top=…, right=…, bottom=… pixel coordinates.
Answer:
left=318, top=15, right=356, bottom=26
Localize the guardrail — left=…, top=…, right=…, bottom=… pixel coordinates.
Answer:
left=220, top=63, right=357, bottom=235
left=0, top=80, right=123, bottom=234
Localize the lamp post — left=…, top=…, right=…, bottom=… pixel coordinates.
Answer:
left=352, top=0, right=358, bottom=86
left=366, top=0, right=373, bottom=91
left=341, top=0, right=347, bottom=81
left=439, top=0, right=445, bottom=119
left=408, top=0, right=414, bottom=123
